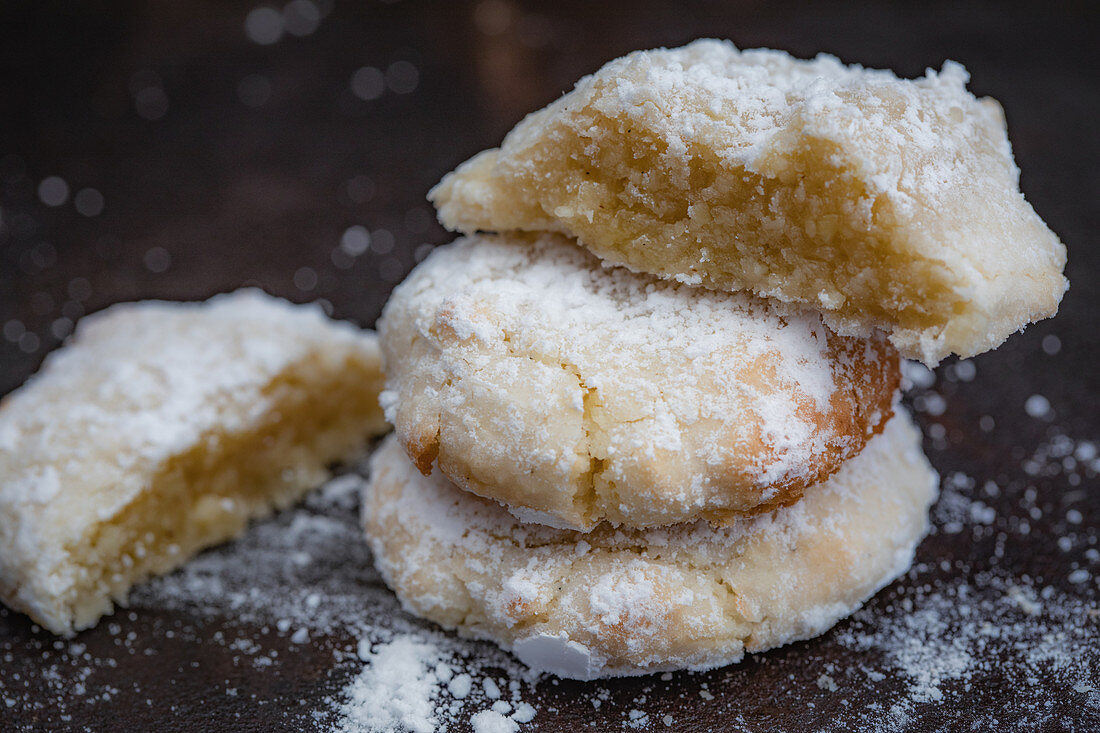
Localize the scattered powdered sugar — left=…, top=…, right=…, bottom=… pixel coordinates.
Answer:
left=931, top=472, right=998, bottom=535
left=1022, top=432, right=1100, bottom=486
left=830, top=566, right=1098, bottom=730
left=3, top=380, right=1095, bottom=729
left=124, top=462, right=542, bottom=731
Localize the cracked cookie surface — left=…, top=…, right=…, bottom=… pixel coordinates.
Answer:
left=378, top=232, right=899, bottom=530
left=362, top=410, right=937, bottom=679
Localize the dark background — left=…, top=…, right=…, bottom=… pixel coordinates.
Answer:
left=1, top=1, right=1097, bottom=730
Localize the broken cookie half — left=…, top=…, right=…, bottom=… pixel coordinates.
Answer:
left=431, top=39, right=1067, bottom=365
left=0, top=290, right=390, bottom=635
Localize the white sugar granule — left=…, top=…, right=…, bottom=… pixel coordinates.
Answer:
left=470, top=709, right=518, bottom=733
left=1025, top=394, right=1052, bottom=419
left=448, top=674, right=473, bottom=699
left=511, top=702, right=536, bottom=723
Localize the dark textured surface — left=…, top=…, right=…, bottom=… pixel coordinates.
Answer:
left=1, top=1, right=1098, bottom=731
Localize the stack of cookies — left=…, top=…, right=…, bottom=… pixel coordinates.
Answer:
left=363, top=40, right=1066, bottom=679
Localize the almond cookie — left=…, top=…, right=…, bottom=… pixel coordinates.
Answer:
left=362, top=409, right=937, bottom=679
left=430, top=40, right=1067, bottom=365
left=379, top=232, right=899, bottom=530
left=0, top=290, right=390, bottom=635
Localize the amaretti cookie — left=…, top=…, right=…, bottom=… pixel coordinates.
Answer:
left=362, top=409, right=937, bottom=680
left=0, top=290, right=390, bottom=635
left=430, top=39, right=1067, bottom=365
left=379, top=232, right=899, bottom=530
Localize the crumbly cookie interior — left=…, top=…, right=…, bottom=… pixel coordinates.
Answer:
left=431, top=40, right=1067, bottom=365
left=442, top=138, right=962, bottom=335
left=52, top=352, right=386, bottom=633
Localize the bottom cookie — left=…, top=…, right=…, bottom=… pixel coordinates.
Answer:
left=362, top=409, right=937, bottom=680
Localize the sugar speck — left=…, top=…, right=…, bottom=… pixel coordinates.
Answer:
left=901, top=361, right=936, bottom=389
left=386, top=61, right=419, bottom=95
left=282, top=0, right=321, bottom=37
left=3, top=320, right=25, bottom=342
left=953, top=360, right=976, bottom=382
left=38, top=176, right=70, bottom=207
left=1067, top=569, right=1089, bottom=584
left=18, top=332, right=40, bottom=354
left=370, top=228, right=395, bottom=255
left=344, top=176, right=376, bottom=206
left=74, top=188, right=105, bottom=216
left=134, top=87, right=169, bottom=121
left=1024, top=394, right=1052, bottom=419
left=143, top=247, right=171, bottom=273
left=482, top=677, right=501, bottom=700
left=351, top=67, right=385, bottom=101
left=340, top=226, right=371, bottom=256
left=448, top=673, right=472, bottom=699
left=244, top=6, right=284, bottom=45
left=293, top=266, right=318, bottom=291
left=379, top=256, right=404, bottom=282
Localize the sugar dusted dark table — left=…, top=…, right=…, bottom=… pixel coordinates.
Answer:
left=1, top=1, right=1097, bottom=731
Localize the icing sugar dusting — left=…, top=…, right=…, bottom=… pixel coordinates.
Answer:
left=831, top=566, right=1098, bottom=730
left=381, top=232, right=898, bottom=528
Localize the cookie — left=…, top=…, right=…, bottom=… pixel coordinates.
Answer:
left=430, top=40, right=1067, bottom=365
left=379, top=232, right=899, bottom=530
left=362, top=409, right=937, bottom=679
left=0, top=290, right=390, bottom=635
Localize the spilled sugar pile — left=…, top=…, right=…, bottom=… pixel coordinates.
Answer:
left=337, top=636, right=537, bottom=733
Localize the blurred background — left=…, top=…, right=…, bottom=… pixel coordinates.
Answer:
left=1, top=1, right=1097, bottom=730
left=1, top=0, right=1096, bottom=397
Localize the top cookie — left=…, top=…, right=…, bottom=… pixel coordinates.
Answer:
left=379, top=232, right=899, bottom=531
left=430, top=39, right=1067, bottom=365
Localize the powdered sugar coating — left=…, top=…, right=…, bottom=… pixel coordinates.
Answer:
left=0, top=290, right=389, bottom=635
left=431, top=40, right=1067, bottom=365
left=379, top=232, right=898, bottom=530
left=362, top=410, right=938, bottom=679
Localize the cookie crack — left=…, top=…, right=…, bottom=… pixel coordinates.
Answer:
left=497, top=330, right=604, bottom=526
